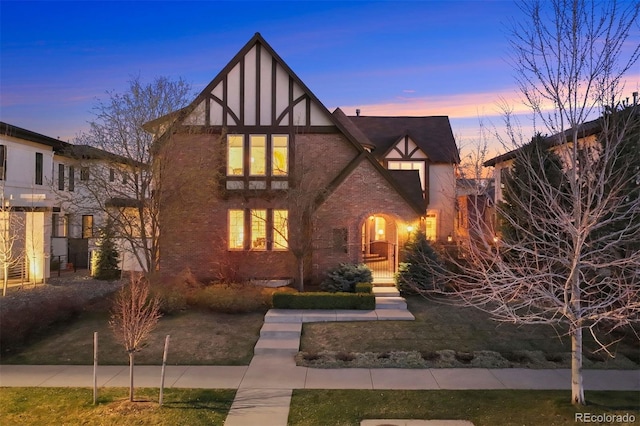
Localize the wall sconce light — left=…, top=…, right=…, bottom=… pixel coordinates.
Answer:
left=377, top=229, right=384, bottom=235
left=407, top=225, right=414, bottom=233
left=447, top=234, right=453, bottom=242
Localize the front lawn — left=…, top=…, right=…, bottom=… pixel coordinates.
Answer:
left=288, top=390, right=640, bottom=426
left=0, top=387, right=235, bottom=425
left=2, top=309, right=264, bottom=365
left=299, top=296, right=640, bottom=369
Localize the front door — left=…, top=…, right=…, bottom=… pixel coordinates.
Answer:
left=361, top=215, right=396, bottom=278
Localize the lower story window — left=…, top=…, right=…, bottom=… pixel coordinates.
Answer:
left=228, top=209, right=288, bottom=251
left=425, top=214, right=436, bottom=241
left=228, top=210, right=245, bottom=249
left=251, top=210, right=267, bottom=249
left=273, top=210, right=288, bottom=250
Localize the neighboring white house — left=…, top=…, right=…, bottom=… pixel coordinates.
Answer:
left=0, top=122, right=139, bottom=282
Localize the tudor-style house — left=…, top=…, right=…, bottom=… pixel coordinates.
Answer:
left=151, top=33, right=459, bottom=284
left=0, top=122, right=138, bottom=283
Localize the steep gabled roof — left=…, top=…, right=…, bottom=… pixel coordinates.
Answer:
left=388, top=169, right=426, bottom=210
left=330, top=108, right=426, bottom=215
left=348, top=116, right=460, bottom=164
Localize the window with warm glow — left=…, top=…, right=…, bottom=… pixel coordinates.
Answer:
left=227, top=135, right=244, bottom=176
left=374, top=216, right=386, bottom=241
left=82, top=215, right=93, bottom=238
left=250, top=135, right=266, bottom=176
left=273, top=210, right=288, bottom=249
left=425, top=215, right=437, bottom=241
left=228, top=210, right=245, bottom=249
left=251, top=209, right=267, bottom=249
left=272, top=135, right=288, bottom=176
left=388, top=161, right=425, bottom=191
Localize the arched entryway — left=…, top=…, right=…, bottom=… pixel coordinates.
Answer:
left=361, top=214, right=398, bottom=279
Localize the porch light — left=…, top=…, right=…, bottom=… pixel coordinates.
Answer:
left=377, top=229, right=384, bottom=235
left=447, top=234, right=453, bottom=242
left=406, top=225, right=414, bottom=232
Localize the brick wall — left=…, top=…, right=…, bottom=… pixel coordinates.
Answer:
left=157, top=129, right=420, bottom=284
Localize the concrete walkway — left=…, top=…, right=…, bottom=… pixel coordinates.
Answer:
left=1, top=307, right=638, bottom=426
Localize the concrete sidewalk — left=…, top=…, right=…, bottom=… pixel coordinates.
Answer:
left=1, top=363, right=638, bottom=391
left=1, top=307, right=638, bottom=426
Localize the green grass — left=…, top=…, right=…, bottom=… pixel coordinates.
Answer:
left=0, top=387, right=235, bottom=425
left=288, top=390, right=640, bottom=426
left=299, top=296, right=640, bottom=368
left=2, top=309, right=264, bottom=365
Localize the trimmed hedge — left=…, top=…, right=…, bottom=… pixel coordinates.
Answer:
left=272, top=292, right=375, bottom=310
left=355, top=282, right=373, bottom=293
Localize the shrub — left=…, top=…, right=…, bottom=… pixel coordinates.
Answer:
left=189, top=283, right=270, bottom=314
left=320, top=263, right=373, bottom=293
left=272, top=292, right=375, bottom=310
left=92, top=219, right=121, bottom=281
left=396, top=231, right=442, bottom=294
left=148, top=271, right=201, bottom=315
left=354, top=282, right=373, bottom=293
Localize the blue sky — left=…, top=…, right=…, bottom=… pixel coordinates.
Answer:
left=1, top=1, right=638, bottom=155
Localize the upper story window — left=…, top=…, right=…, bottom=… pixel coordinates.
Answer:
left=228, top=135, right=244, bottom=176
left=80, top=167, right=90, bottom=181
left=272, top=136, right=288, bottom=176
left=35, top=152, right=43, bottom=185
left=226, top=134, right=289, bottom=190
left=0, top=145, right=6, bottom=181
left=69, top=166, right=75, bottom=192
left=58, top=164, right=65, bottom=190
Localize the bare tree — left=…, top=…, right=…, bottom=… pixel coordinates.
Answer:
left=70, top=76, right=192, bottom=274
left=0, top=190, right=23, bottom=296
left=419, top=0, right=640, bottom=406
left=109, top=273, right=161, bottom=402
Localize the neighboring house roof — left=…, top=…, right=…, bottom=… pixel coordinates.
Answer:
left=1, top=121, right=68, bottom=152
left=348, top=116, right=460, bottom=164
left=483, top=116, right=603, bottom=167
left=0, top=121, right=130, bottom=164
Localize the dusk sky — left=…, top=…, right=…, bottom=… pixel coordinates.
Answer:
left=2, top=1, right=639, bottom=156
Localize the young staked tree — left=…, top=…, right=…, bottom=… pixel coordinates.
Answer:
left=425, top=0, right=640, bottom=406
left=71, top=76, right=192, bottom=274
left=109, top=274, right=161, bottom=402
